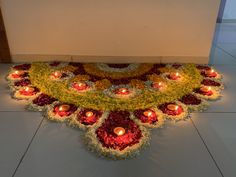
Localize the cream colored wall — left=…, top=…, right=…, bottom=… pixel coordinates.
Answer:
left=1, top=0, right=220, bottom=63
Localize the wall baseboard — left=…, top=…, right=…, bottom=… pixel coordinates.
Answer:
left=11, top=54, right=72, bottom=63
left=222, top=19, right=236, bottom=23
left=11, top=54, right=208, bottom=64
left=161, top=56, right=208, bottom=64
left=71, top=55, right=161, bottom=63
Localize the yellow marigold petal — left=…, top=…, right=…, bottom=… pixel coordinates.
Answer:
left=130, top=79, right=145, bottom=89
left=60, top=65, right=78, bottom=72
left=95, top=79, right=112, bottom=90
left=83, top=63, right=154, bottom=79
left=159, top=67, right=176, bottom=73
left=147, top=74, right=165, bottom=82
left=71, top=75, right=91, bottom=82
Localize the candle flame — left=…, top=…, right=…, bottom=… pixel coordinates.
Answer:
left=175, top=105, right=179, bottom=111
left=117, top=130, right=124, bottom=136
left=86, top=111, right=93, bottom=117
left=147, top=112, right=152, bottom=117
left=206, top=69, right=216, bottom=76
left=200, top=86, right=212, bottom=93
left=121, top=88, right=127, bottom=93
left=170, top=72, right=180, bottom=80
left=15, top=71, right=19, bottom=74
left=167, top=104, right=179, bottom=111
left=53, top=71, right=61, bottom=77
left=25, top=87, right=29, bottom=92
left=144, top=110, right=153, bottom=117
left=114, top=127, right=125, bottom=136
left=58, top=104, right=70, bottom=112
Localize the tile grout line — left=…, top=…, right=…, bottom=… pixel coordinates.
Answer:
left=216, top=45, right=236, bottom=60
left=190, top=118, right=225, bottom=177
left=11, top=117, right=45, bottom=177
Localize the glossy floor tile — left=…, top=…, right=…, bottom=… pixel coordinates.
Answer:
left=213, top=23, right=236, bottom=44
left=217, top=44, right=236, bottom=58
left=0, top=91, right=28, bottom=111
left=192, top=113, right=236, bottom=177
left=209, top=46, right=236, bottom=65
left=0, top=64, right=11, bottom=75
left=13, top=119, right=221, bottom=177
left=0, top=64, right=12, bottom=92
left=0, top=112, right=43, bottom=177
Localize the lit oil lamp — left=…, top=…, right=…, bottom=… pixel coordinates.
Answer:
left=25, top=86, right=34, bottom=93
left=167, top=104, right=179, bottom=111
left=11, top=70, right=23, bottom=78
left=169, top=72, right=181, bottom=80
left=85, top=111, right=94, bottom=117
left=120, top=88, right=128, bottom=94
left=58, top=104, right=70, bottom=112
left=78, top=82, right=86, bottom=87
left=52, top=71, right=62, bottom=78
left=113, top=127, right=126, bottom=136
left=19, top=86, right=35, bottom=96
left=143, top=110, right=154, bottom=117
left=73, top=82, right=88, bottom=91
left=152, top=82, right=163, bottom=89
left=115, top=88, right=129, bottom=95
left=200, top=86, right=212, bottom=95
left=205, top=69, right=217, bottom=77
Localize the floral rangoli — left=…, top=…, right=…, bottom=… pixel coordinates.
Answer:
left=6, top=62, right=223, bottom=159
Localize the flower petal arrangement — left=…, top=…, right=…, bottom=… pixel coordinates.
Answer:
left=6, top=62, right=223, bottom=159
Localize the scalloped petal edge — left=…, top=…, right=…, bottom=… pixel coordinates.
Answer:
left=5, top=62, right=224, bottom=160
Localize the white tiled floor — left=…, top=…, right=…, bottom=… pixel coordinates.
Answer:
left=209, top=47, right=236, bottom=65
left=192, top=113, right=236, bottom=177
left=1, top=23, right=236, bottom=177
left=0, top=112, right=43, bottom=177
left=0, top=92, right=28, bottom=111
left=213, top=23, right=236, bottom=44
left=13, top=120, right=222, bottom=177
left=0, top=64, right=11, bottom=92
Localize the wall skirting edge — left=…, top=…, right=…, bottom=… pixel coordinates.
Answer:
left=11, top=54, right=208, bottom=64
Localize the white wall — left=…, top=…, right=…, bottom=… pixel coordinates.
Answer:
left=223, top=0, right=236, bottom=19
left=1, top=0, right=220, bottom=63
